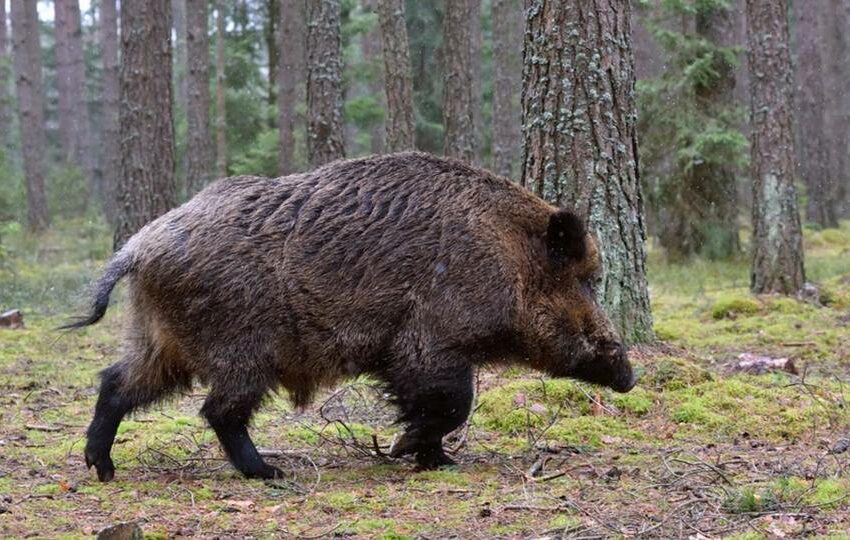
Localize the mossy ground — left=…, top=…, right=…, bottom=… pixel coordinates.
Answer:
left=1, top=220, right=849, bottom=538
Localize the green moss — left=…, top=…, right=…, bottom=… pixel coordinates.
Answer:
left=610, top=388, right=653, bottom=415
left=805, top=479, right=848, bottom=509
left=711, top=295, right=762, bottom=320
left=410, top=469, right=471, bottom=487
left=476, top=378, right=592, bottom=434
left=640, top=357, right=713, bottom=391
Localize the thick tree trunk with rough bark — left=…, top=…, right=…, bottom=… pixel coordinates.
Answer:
left=215, top=1, right=227, bottom=177
left=377, top=0, right=415, bottom=152
left=278, top=0, right=304, bottom=174
left=442, top=0, right=475, bottom=162
left=115, top=0, right=177, bottom=249
left=55, top=0, right=96, bottom=197
left=185, top=0, right=213, bottom=194
left=173, top=0, right=188, bottom=112
left=10, top=0, right=49, bottom=231
left=521, top=0, right=653, bottom=344
left=306, top=0, right=345, bottom=167
left=491, top=0, right=521, bottom=177
left=99, top=0, right=120, bottom=225
left=746, top=0, right=805, bottom=294
left=794, top=3, right=836, bottom=228
left=469, top=0, right=482, bottom=164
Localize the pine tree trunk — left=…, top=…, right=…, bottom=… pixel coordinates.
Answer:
left=521, top=0, right=653, bottom=344
left=491, top=0, right=520, bottom=178
left=362, top=0, right=384, bottom=155
left=746, top=0, right=805, bottom=295
left=185, top=0, right=213, bottom=194
left=469, top=0, right=482, bottom=165
left=794, top=3, right=836, bottom=228
left=55, top=0, right=97, bottom=200
left=0, top=0, right=12, bottom=157
left=376, top=0, right=415, bottom=152
left=442, top=0, right=475, bottom=162
left=822, top=0, right=850, bottom=218
left=306, top=0, right=345, bottom=168
left=215, top=1, right=227, bottom=177
left=115, top=0, right=177, bottom=249
left=10, top=0, right=49, bottom=231
left=99, top=0, right=120, bottom=225
left=173, top=0, right=189, bottom=112
left=266, top=0, right=278, bottom=125
left=278, top=0, right=304, bottom=175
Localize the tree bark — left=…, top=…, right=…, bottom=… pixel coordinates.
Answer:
left=376, top=0, right=415, bottom=152
left=469, top=0, right=482, bottom=164
left=99, top=0, right=120, bottom=225
left=521, top=0, right=653, bottom=344
left=306, top=0, right=345, bottom=168
left=0, top=0, right=12, bottom=156
left=55, top=0, right=96, bottom=196
left=491, top=0, right=521, bottom=177
left=185, top=0, right=213, bottom=194
left=278, top=0, right=304, bottom=174
left=215, top=1, right=227, bottom=177
left=442, top=0, right=475, bottom=162
left=821, top=0, right=850, bottom=218
left=362, top=0, right=384, bottom=155
left=10, top=0, right=49, bottom=231
left=794, top=2, right=836, bottom=228
left=115, top=0, right=177, bottom=249
left=266, top=0, right=278, bottom=124
left=173, top=0, right=189, bottom=112
left=746, top=0, right=805, bottom=294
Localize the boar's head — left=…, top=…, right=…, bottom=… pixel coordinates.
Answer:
left=523, top=209, right=636, bottom=393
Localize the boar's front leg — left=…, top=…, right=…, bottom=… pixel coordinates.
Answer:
left=388, top=359, right=473, bottom=469
left=201, top=379, right=282, bottom=480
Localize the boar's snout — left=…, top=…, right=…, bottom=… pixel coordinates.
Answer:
left=604, top=341, right=637, bottom=393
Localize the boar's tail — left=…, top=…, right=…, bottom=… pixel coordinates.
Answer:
left=58, top=248, right=135, bottom=330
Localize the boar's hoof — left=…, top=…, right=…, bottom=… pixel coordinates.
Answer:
left=85, top=449, right=115, bottom=482
left=244, top=463, right=284, bottom=480
left=415, top=447, right=456, bottom=470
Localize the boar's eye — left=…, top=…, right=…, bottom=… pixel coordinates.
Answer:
left=546, top=209, right=587, bottom=264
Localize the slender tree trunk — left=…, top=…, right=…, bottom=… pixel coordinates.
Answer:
left=306, top=0, right=345, bottom=167
left=99, top=0, right=120, bottom=225
left=215, top=1, right=227, bottom=177
left=442, top=0, right=475, bottom=162
left=521, top=0, right=653, bottom=344
left=266, top=0, right=278, bottom=126
left=746, top=0, right=804, bottom=295
left=822, top=0, right=850, bottom=218
left=794, top=2, right=836, bottom=228
left=377, top=0, right=415, bottom=152
left=469, top=0, right=482, bottom=164
left=115, top=0, right=177, bottom=249
left=0, top=0, right=12, bottom=157
left=362, top=0, right=384, bottom=155
left=55, top=0, right=96, bottom=199
left=278, top=0, right=304, bottom=174
left=491, top=0, right=521, bottom=177
left=185, top=0, right=213, bottom=194
left=10, top=0, right=48, bottom=231
left=173, top=0, right=188, bottom=112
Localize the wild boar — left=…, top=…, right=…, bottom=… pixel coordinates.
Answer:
left=65, top=152, right=636, bottom=481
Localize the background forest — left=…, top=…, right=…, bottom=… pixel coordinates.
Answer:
left=1, top=0, right=850, bottom=538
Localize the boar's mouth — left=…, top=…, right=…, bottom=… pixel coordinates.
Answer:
left=560, top=342, right=637, bottom=393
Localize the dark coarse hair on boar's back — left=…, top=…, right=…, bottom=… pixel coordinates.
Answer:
left=63, top=151, right=635, bottom=481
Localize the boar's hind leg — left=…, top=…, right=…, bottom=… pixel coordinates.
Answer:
left=389, top=362, right=473, bottom=470
left=200, top=381, right=282, bottom=480
left=86, top=360, right=185, bottom=482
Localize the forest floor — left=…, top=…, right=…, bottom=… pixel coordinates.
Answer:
left=1, top=220, right=850, bottom=539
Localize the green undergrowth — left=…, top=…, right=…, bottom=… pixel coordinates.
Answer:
left=2, top=219, right=850, bottom=537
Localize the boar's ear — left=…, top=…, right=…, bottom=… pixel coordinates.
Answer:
left=546, top=209, right=587, bottom=264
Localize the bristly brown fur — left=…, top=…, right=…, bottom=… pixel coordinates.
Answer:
left=72, top=151, right=634, bottom=480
